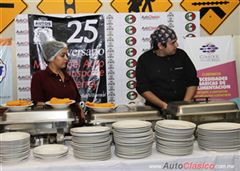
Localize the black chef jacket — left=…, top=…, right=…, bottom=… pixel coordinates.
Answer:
left=136, top=48, right=199, bottom=108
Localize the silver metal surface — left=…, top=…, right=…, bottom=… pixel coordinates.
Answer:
left=167, top=101, right=239, bottom=116
left=88, top=105, right=162, bottom=125
left=0, top=109, right=74, bottom=124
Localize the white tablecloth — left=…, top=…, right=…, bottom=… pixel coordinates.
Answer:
left=1, top=142, right=240, bottom=171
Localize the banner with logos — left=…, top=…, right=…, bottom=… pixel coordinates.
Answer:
left=0, top=39, right=13, bottom=104
left=15, top=12, right=200, bottom=104
left=28, top=14, right=106, bottom=103
left=184, top=36, right=238, bottom=100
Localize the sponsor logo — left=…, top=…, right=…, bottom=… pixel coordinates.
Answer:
left=107, top=37, right=114, bottom=42
left=126, top=59, right=137, bottom=68
left=18, top=87, right=31, bottom=92
left=18, top=75, right=31, bottom=81
left=142, top=37, right=151, bottom=42
left=126, top=80, right=137, bottom=89
left=15, top=18, right=28, bottom=24
left=34, top=19, right=52, bottom=27
left=107, top=59, right=115, bottom=64
left=108, top=81, right=115, bottom=86
left=200, top=43, right=218, bottom=53
left=167, top=12, right=174, bottom=17
left=107, top=48, right=114, bottom=53
left=185, top=34, right=196, bottom=37
left=106, top=26, right=114, bottom=31
left=108, top=70, right=115, bottom=74
left=106, top=15, right=113, bottom=20
left=125, top=26, right=136, bottom=35
left=185, top=23, right=196, bottom=32
left=127, top=91, right=138, bottom=100
left=125, top=36, right=137, bottom=46
left=142, top=26, right=158, bottom=31
left=0, top=59, right=7, bottom=83
left=126, top=69, right=136, bottom=79
left=141, top=15, right=160, bottom=20
left=17, top=53, right=30, bottom=58
left=16, top=41, right=29, bottom=46
left=125, top=14, right=136, bottom=24
left=16, top=30, right=29, bottom=35
left=185, top=12, right=196, bottom=21
left=199, top=43, right=220, bottom=62
left=17, top=64, right=30, bottom=69
left=126, top=48, right=137, bottom=57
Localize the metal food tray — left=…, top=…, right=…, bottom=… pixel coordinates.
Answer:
left=0, top=109, right=74, bottom=124
left=167, top=101, right=239, bottom=116
left=88, top=105, right=162, bottom=125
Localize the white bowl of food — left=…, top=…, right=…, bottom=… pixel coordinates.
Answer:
left=45, top=98, right=75, bottom=109
left=2, top=100, right=33, bottom=112
left=85, top=102, right=116, bottom=113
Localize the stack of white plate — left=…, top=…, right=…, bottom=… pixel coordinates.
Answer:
left=33, top=144, right=69, bottom=159
left=197, top=122, right=240, bottom=151
left=112, top=120, right=153, bottom=159
left=70, top=126, right=112, bottom=160
left=155, top=120, right=196, bottom=156
left=0, top=132, right=30, bottom=162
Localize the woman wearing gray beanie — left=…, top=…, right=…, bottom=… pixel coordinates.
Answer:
left=31, top=40, right=84, bottom=122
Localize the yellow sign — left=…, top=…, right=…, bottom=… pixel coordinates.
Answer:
left=0, top=0, right=27, bottom=33
left=181, top=0, right=240, bottom=35
left=37, top=0, right=102, bottom=14
left=111, top=0, right=172, bottom=12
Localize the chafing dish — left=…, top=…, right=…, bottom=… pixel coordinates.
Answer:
left=166, top=101, right=240, bottom=124
left=0, top=107, right=76, bottom=146
left=86, top=105, right=163, bottom=126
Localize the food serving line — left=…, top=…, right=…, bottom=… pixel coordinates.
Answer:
left=0, top=100, right=240, bottom=170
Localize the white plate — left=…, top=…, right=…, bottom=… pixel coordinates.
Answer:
left=112, top=120, right=152, bottom=129
left=197, top=122, right=240, bottom=131
left=1, top=103, right=33, bottom=112
left=71, top=126, right=110, bottom=134
left=156, top=120, right=196, bottom=130
left=45, top=100, right=75, bottom=109
left=33, top=144, right=68, bottom=156
left=86, top=104, right=116, bottom=113
left=0, top=132, right=30, bottom=142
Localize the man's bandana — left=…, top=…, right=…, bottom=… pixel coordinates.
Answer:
left=150, top=25, right=177, bottom=47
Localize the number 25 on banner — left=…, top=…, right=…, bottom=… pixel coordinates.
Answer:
left=67, top=19, right=98, bottom=43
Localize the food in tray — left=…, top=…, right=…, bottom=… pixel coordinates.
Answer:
left=85, top=101, right=115, bottom=108
left=6, top=100, right=32, bottom=106
left=49, top=97, right=73, bottom=104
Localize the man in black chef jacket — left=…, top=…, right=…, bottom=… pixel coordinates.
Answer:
left=136, top=25, right=199, bottom=112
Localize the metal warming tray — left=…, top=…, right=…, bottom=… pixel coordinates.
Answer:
left=166, top=101, right=240, bottom=124
left=1, top=109, right=74, bottom=124
left=0, top=108, right=77, bottom=146
left=87, top=105, right=162, bottom=125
